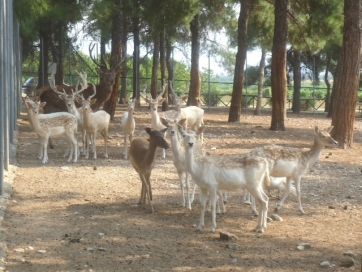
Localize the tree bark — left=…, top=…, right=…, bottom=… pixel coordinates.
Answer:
left=151, top=31, right=160, bottom=98
left=119, top=16, right=128, bottom=103
left=160, top=30, right=168, bottom=111
left=253, top=49, right=266, bottom=116
left=228, top=0, right=252, bottom=122
left=270, top=0, right=288, bottom=131
left=166, top=37, right=174, bottom=102
left=188, top=13, right=201, bottom=107
left=331, top=0, right=361, bottom=148
left=292, top=49, right=301, bottom=114
left=131, top=14, right=140, bottom=101
left=103, top=0, right=123, bottom=120
left=324, top=52, right=332, bottom=112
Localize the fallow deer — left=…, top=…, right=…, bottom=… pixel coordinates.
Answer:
left=129, top=127, right=170, bottom=213
left=182, top=126, right=270, bottom=233
left=120, top=97, right=139, bottom=159
left=245, top=126, right=338, bottom=214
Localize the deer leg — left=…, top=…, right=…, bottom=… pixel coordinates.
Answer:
left=275, top=177, right=293, bottom=213
left=185, top=172, right=191, bottom=210
left=249, top=187, right=269, bottom=233
left=177, top=170, right=185, bottom=208
left=198, top=187, right=208, bottom=231
left=140, top=173, right=154, bottom=213
left=37, top=135, right=43, bottom=160
left=190, top=182, right=197, bottom=203
left=208, top=187, right=217, bottom=233
left=102, top=129, right=108, bottom=158
left=217, top=190, right=226, bottom=213
left=124, top=134, right=128, bottom=159
left=48, top=138, right=54, bottom=149
left=85, top=133, right=90, bottom=159
left=294, top=177, right=305, bottom=214
left=42, top=138, right=49, bottom=164
left=92, top=132, right=97, bottom=159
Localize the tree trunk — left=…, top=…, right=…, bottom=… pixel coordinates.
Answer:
left=228, top=0, right=252, bottom=122
left=37, top=33, right=50, bottom=89
left=160, top=30, right=168, bottom=111
left=103, top=0, right=123, bottom=120
left=254, top=48, right=266, bottom=116
left=131, top=13, right=140, bottom=101
left=120, top=20, right=128, bottom=103
left=292, top=49, right=301, bottom=114
left=151, top=31, right=160, bottom=98
left=188, top=13, right=201, bottom=107
left=166, top=37, right=174, bottom=102
left=331, top=0, right=361, bottom=148
left=270, top=0, right=288, bottom=131
left=324, top=52, right=332, bottom=112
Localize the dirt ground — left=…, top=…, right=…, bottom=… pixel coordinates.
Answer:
left=1, top=103, right=362, bottom=272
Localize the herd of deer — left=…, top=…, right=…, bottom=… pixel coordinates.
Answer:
left=21, top=69, right=338, bottom=234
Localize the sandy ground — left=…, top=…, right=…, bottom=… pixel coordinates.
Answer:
left=1, top=104, right=362, bottom=272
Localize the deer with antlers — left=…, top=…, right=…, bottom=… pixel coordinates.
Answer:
left=36, top=43, right=126, bottom=114
left=76, top=84, right=111, bottom=159
left=48, top=71, right=88, bottom=153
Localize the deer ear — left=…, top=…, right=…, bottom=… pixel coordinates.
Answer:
left=90, top=98, right=97, bottom=104
left=39, top=102, right=47, bottom=108
left=160, top=117, right=168, bottom=128
left=197, top=125, right=205, bottom=135
left=178, top=118, right=187, bottom=128
left=145, top=127, right=152, bottom=135
left=314, top=126, right=319, bottom=134
left=122, top=98, right=128, bottom=104
left=24, top=101, right=31, bottom=109
left=158, top=98, right=165, bottom=104
left=160, top=127, right=168, bottom=134
left=325, top=126, right=333, bottom=133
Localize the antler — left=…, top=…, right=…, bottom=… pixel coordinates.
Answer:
left=142, top=86, right=151, bottom=100
left=75, top=71, right=88, bottom=95
left=158, top=84, right=167, bottom=100
left=89, top=84, right=97, bottom=100
left=111, top=44, right=127, bottom=70
left=89, top=43, right=107, bottom=69
left=48, top=72, right=66, bottom=96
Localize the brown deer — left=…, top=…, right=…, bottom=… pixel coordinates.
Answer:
left=129, top=127, right=170, bottom=213
left=35, top=43, right=125, bottom=114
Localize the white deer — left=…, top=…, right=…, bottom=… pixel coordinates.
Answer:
left=144, top=85, right=168, bottom=159
left=182, top=126, right=270, bottom=233
left=120, top=97, right=139, bottom=159
left=169, top=89, right=204, bottom=142
left=23, top=98, right=78, bottom=164
left=49, top=71, right=89, bottom=153
left=162, top=117, right=225, bottom=212
left=76, top=85, right=110, bottom=159
left=246, top=126, right=338, bottom=214
left=129, top=127, right=170, bottom=213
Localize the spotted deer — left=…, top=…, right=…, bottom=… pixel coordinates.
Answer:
left=246, top=126, right=338, bottom=214
left=23, top=98, right=78, bottom=164
left=182, top=126, right=270, bottom=233
left=48, top=71, right=88, bottom=153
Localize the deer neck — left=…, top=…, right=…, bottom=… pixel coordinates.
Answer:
left=143, top=142, right=159, bottom=170
left=28, top=111, right=44, bottom=134
left=125, top=109, right=134, bottom=123
left=184, top=146, right=200, bottom=177
left=170, top=133, right=184, bottom=160
left=82, top=109, right=92, bottom=126
left=306, top=139, right=325, bottom=165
